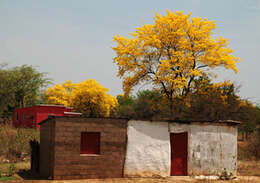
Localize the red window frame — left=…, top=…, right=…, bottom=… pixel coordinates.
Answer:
left=80, top=132, right=100, bottom=155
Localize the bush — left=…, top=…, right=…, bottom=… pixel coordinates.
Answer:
left=238, top=129, right=260, bottom=160
left=0, top=123, right=39, bottom=162
left=117, top=90, right=169, bottom=120
left=116, top=95, right=135, bottom=118
left=133, top=90, right=166, bottom=119
left=247, top=130, right=260, bottom=160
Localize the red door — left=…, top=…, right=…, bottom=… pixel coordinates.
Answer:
left=170, top=132, right=188, bottom=176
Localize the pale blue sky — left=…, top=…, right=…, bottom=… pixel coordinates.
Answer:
left=0, top=0, right=260, bottom=103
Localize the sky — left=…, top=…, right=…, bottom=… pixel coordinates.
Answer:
left=0, top=0, right=260, bottom=103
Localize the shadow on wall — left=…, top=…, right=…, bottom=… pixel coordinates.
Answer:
left=128, top=120, right=170, bottom=141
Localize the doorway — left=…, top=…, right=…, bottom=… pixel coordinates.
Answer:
left=170, top=132, right=188, bottom=175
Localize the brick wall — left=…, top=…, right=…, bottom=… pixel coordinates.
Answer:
left=39, top=117, right=55, bottom=178
left=49, top=117, right=128, bottom=180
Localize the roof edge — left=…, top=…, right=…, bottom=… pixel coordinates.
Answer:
left=39, top=115, right=56, bottom=125
left=39, top=116, right=241, bottom=126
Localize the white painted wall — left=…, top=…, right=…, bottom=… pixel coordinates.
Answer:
left=124, top=120, right=237, bottom=177
left=169, top=122, right=237, bottom=176
left=188, top=124, right=237, bottom=175
left=124, top=120, right=170, bottom=177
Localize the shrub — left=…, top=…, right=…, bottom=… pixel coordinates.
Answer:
left=238, top=128, right=260, bottom=160
left=247, top=130, right=260, bottom=160
left=0, top=123, right=39, bottom=162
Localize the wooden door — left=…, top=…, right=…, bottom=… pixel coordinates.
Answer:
left=170, top=132, right=188, bottom=176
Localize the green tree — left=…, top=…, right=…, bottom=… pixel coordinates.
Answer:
left=235, top=101, right=260, bottom=139
left=116, top=90, right=169, bottom=119
left=12, top=65, right=51, bottom=108
left=0, top=64, right=16, bottom=117
left=116, top=95, right=135, bottom=118
left=133, top=90, right=166, bottom=119
left=0, top=64, right=51, bottom=117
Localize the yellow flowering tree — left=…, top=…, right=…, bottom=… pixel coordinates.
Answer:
left=45, top=79, right=118, bottom=117
left=70, top=79, right=118, bottom=117
left=112, top=10, right=240, bottom=104
left=45, top=80, right=75, bottom=106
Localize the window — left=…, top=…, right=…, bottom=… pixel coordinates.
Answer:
left=80, top=132, right=100, bottom=155
left=23, top=113, right=26, bottom=120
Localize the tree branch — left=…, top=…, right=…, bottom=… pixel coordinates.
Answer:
left=197, top=65, right=209, bottom=69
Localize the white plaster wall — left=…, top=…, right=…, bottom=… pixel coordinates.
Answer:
left=124, top=120, right=170, bottom=177
left=169, top=122, right=190, bottom=133
left=124, top=121, right=237, bottom=177
left=188, top=124, right=237, bottom=175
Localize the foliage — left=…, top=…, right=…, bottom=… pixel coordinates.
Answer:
left=45, top=80, right=75, bottom=106
left=238, top=128, right=260, bottom=160
left=116, top=95, right=135, bottom=118
left=11, top=65, right=50, bottom=108
left=235, top=103, right=260, bottom=137
left=7, top=164, right=15, bottom=177
left=0, top=176, right=15, bottom=180
left=247, top=131, right=260, bottom=159
left=0, top=161, right=30, bottom=179
left=0, top=66, right=15, bottom=117
left=0, top=123, right=40, bottom=162
left=181, top=76, right=240, bottom=121
left=0, top=64, right=50, bottom=117
left=70, top=80, right=118, bottom=117
left=117, top=90, right=167, bottom=119
left=117, top=94, right=135, bottom=106
left=112, top=10, right=240, bottom=103
left=116, top=78, right=241, bottom=121
left=133, top=90, right=166, bottom=119
left=116, top=80, right=260, bottom=129
left=46, top=79, right=118, bottom=117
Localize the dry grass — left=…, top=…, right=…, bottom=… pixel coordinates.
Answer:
left=238, top=160, right=260, bottom=176
left=0, top=123, right=39, bottom=163
left=238, top=133, right=260, bottom=161
left=0, top=161, right=30, bottom=176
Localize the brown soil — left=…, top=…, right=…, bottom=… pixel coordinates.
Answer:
left=1, top=176, right=260, bottom=183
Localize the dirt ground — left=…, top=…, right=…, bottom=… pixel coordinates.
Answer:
left=1, top=161, right=260, bottom=183
left=1, top=176, right=260, bottom=183
left=237, top=160, right=260, bottom=176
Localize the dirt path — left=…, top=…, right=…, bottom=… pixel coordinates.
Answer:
left=1, top=176, right=260, bottom=183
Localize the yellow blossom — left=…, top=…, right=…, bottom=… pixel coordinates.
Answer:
left=112, top=10, right=240, bottom=99
left=45, top=79, right=118, bottom=117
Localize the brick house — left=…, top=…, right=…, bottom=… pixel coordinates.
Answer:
left=39, top=116, right=239, bottom=180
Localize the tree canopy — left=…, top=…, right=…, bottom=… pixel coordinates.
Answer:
left=112, top=10, right=240, bottom=101
left=0, top=64, right=50, bottom=117
left=45, top=79, right=118, bottom=117
left=44, top=80, right=74, bottom=107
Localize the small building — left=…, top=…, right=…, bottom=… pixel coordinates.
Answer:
left=13, top=105, right=81, bottom=129
left=39, top=117, right=239, bottom=180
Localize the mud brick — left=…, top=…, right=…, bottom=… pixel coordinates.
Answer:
left=40, top=117, right=127, bottom=179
